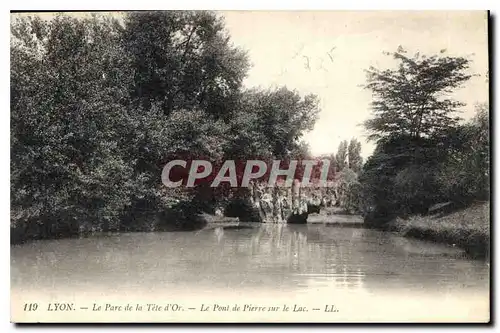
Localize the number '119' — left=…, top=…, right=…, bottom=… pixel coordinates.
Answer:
left=23, top=303, right=38, bottom=311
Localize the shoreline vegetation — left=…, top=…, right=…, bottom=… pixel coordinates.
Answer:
left=387, top=202, right=490, bottom=260
left=10, top=12, right=490, bottom=262
left=11, top=201, right=490, bottom=261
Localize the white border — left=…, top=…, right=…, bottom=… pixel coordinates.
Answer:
left=2, top=1, right=497, bottom=332
left=2, top=0, right=499, bottom=10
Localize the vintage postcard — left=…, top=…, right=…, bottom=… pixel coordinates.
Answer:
left=10, top=10, right=490, bottom=323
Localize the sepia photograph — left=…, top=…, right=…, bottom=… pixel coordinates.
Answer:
left=10, top=10, right=490, bottom=323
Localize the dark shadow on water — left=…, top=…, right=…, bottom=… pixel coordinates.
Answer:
left=221, top=225, right=256, bottom=230
left=322, top=223, right=366, bottom=229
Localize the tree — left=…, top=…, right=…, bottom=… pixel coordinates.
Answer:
left=364, top=47, right=472, bottom=141
left=347, top=138, right=363, bottom=173
left=227, top=87, right=320, bottom=160
left=10, top=12, right=322, bottom=242
left=122, top=13, right=320, bottom=217
left=359, top=47, right=480, bottom=226
left=216, top=86, right=320, bottom=206
left=336, top=140, right=348, bottom=171
left=122, top=11, right=250, bottom=119
left=11, top=14, right=134, bottom=237
left=358, top=133, right=450, bottom=224
left=437, top=103, right=490, bottom=203
left=114, top=11, right=252, bottom=221
left=290, top=141, right=312, bottom=160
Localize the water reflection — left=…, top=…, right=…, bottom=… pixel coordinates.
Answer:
left=11, top=224, right=489, bottom=296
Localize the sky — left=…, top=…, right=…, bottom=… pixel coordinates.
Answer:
left=221, top=11, right=489, bottom=158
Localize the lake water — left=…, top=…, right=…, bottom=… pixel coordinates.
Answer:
left=11, top=223, right=490, bottom=322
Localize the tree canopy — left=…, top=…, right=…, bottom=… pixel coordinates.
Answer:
left=10, top=12, right=320, bottom=242
left=360, top=47, right=487, bottom=225
left=363, top=47, right=472, bottom=141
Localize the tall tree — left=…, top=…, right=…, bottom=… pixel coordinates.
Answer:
left=118, top=11, right=252, bottom=213
left=336, top=140, right=348, bottom=171
left=347, top=138, right=363, bottom=173
left=122, top=11, right=249, bottom=119
left=363, top=47, right=472, bottom=140
left=11, top=14, right=133, bottom=234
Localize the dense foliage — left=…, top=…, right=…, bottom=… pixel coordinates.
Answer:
left=11, top=14, right=488, bottom=241
left=10, top=12, right=320, bottom=242
left=360, top=48, right=489, bottom=226
left=363, top=47, right=472, bottom=141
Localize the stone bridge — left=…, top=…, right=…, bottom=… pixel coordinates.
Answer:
left=247, top=180, right=338, bottom=224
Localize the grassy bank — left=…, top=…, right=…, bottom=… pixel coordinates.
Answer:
left=389, top=202, right=490, bottom=260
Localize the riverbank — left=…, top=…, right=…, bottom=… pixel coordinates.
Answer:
left=10, top=205, right=210, bottom=245
left=388, top=202, right=490, bottom=260
left=10, top=203, right=367, bottom=245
